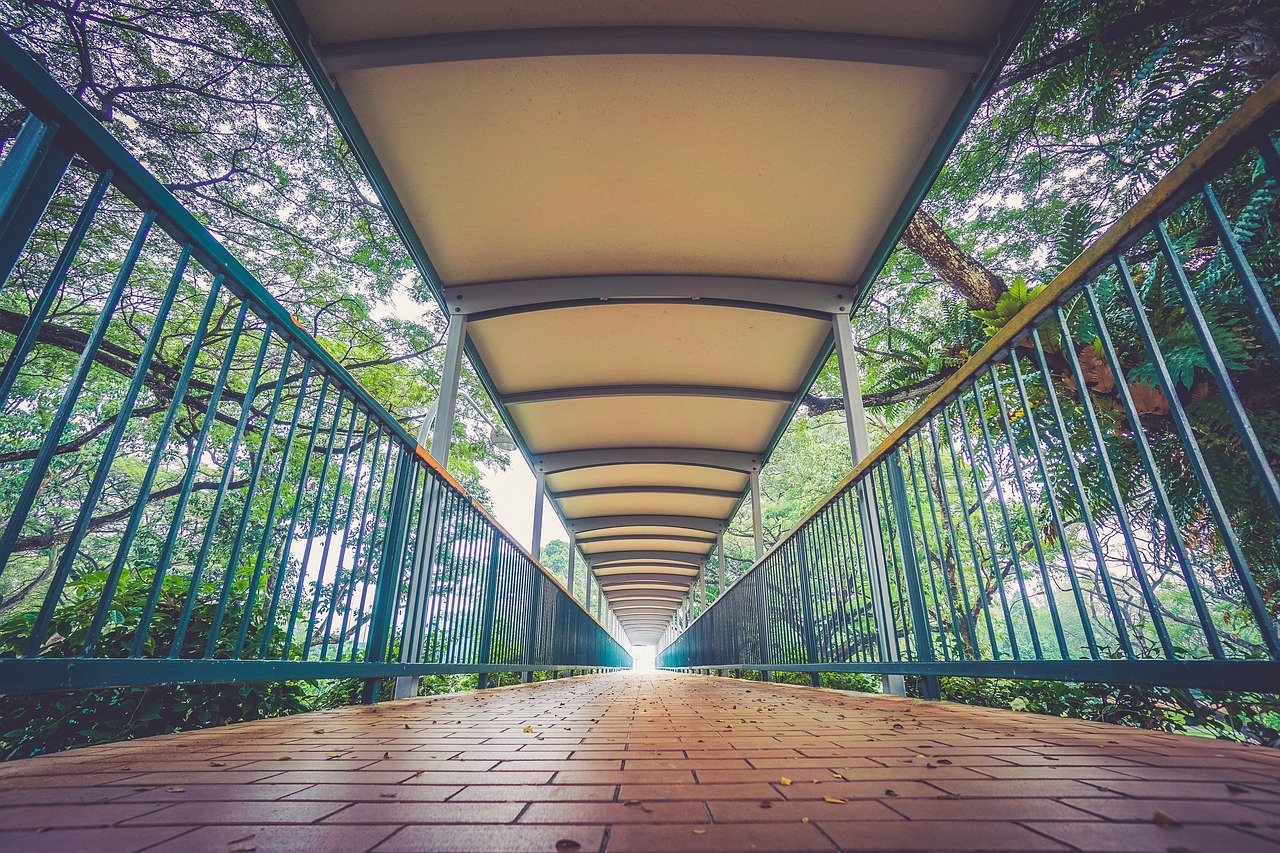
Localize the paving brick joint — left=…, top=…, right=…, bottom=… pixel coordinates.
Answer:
left=1, top=671, right=1277, bottom=852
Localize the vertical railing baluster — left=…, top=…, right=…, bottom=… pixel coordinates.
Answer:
left=887, top=451, right=940, bottom=699
left=81, top=272, right=225, bottom=656
left=1056, top=304, right=1174, bottom=658
left=0, top=170, right=112, bottom=416
left=222, top=341, right=296, bottom=657
left=1083, top=286, right=1224, bottom=659
left=1115, top=258, right=1280, bottom=657
left=261, top=374, right=331, bottom=657
left=173, top=320, right=274, bottom=657
left=986, top=364, right=1068, bottom=659
left=1006, top=351, right=1099, bottom=660
left=1029, top=329, right=1135, bottom=658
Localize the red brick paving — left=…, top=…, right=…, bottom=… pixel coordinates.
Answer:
left=1, top=671, right=1278, bottom=851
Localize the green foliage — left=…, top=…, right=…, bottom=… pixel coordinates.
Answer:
left=973, top=275, right=1043, bottom=338
left=938, top=677, right=1280, bottom=747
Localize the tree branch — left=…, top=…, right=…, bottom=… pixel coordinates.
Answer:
left=803, top=368, right=957, bottom=415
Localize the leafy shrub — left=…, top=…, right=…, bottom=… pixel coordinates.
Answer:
left=937, top=676, right=1280, bottom=746
left=1, top=571, right=481, bottom=760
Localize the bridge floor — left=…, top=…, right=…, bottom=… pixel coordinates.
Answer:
left=1, top=672, right=1278, bottom=852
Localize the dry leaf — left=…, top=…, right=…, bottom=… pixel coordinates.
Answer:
left=1129, top=381, right=1169, bottom=416
left=780, top=777, right=792, bottom=786
left=166, top=787, right=186, bottom=793
left=884, top=789, right=898, bottom=797
left=824, top=796, right=847, bottom=804
left=801, top=817, right=810, bottom=823
left=313, top=729, right=325, bottom=734
left=1152, top=810, right=1182, bottom=827
left=831, top=772, right=844, bottom=780
left=383, top=752, right=392, bottom=759
left=404, top=723, right=412, bottom=729
left=523, top=726, right=533, bottom=733
left=1078, top=346, right=1115, bottom=394
left=276, top=756, right=291, bottom=761
left=209, top=761, right=227, bottom=767
left=691, top=829, right=707, bottom=835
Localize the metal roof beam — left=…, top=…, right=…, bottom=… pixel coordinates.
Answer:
left=597, top=573, right=699, bottom=587
left=318, top=27, right=988, bottom=75
left=444, top=274, right=851, bottom=317
left=565, top=513, right=726, bottom=534
left=535, top=448, right=759, bottom=475
left=577, top=532, right=718, bottom=545
left=587, top=550, right=706, bottom=566
left=608, top=597, right=684, bottom=605
left=503, top=384, right=792, bottom=406
left=592, top=563, right=700, bottom=575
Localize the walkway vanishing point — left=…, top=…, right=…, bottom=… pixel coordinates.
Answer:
left=2, top=672, right=1279, bottom=853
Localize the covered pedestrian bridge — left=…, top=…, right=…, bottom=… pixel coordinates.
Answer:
left=1, top=1, right=1280, bottom=851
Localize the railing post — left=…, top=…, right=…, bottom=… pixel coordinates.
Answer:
left=362, top=447, right=414, bottom=704
left=476, top=532, right=503, bottom=690
left=754, top=566, right=772, bottom=682
left=394, top=472, right=445, bottom=699
left=833, top=312, right=906, bottom=696
left=523, top=566, right=543, bottom=683
left=796, top=531, right=821, bottom=687
left=394, top=316, right=466, bottom=700
left=887, top=451, right=941, bottom=700
left=0, top=116, right=74, bottom=284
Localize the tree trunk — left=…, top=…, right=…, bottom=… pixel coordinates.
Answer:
left=901, top=210, right=1007, bottom=310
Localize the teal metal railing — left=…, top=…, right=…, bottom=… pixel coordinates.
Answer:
left=0, top=32, right=629, bottom=694
left=658, top=75, right=1280, bottom=693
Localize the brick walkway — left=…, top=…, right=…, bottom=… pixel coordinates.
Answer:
left=1, top=672, right=1278, bottom=852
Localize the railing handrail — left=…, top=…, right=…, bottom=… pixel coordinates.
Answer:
left=0, top=28, right=614, bottom=636
left=670, top=71, right=1280, bottom=640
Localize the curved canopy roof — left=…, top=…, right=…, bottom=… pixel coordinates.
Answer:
left=272, top=0, right=1033, bottom=645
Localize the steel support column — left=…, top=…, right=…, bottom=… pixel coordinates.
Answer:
left=749, top=468, right=764, bottom=560
left=833, top=312, right=905, bottom=696
left=395, top=316, right=467, bottom=700
left=567, top=534, right=576, bottom=601
left=531, top=470, right=545, bottom=561
left=430, top=316, right=467, bottom=466
left=716, top=535, right=725, bottom=598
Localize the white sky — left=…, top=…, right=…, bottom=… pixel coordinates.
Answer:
left=479, top=454, right=568, bottom=553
